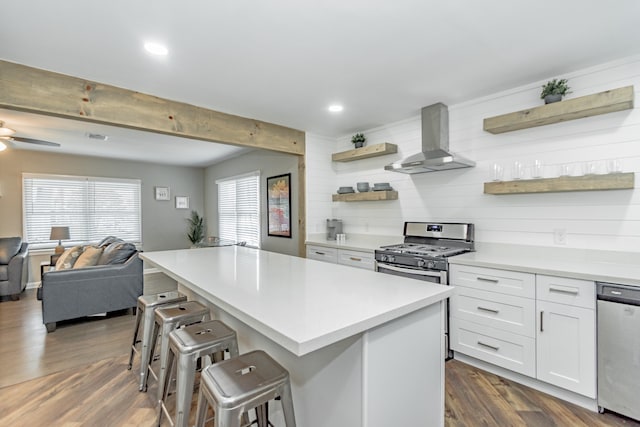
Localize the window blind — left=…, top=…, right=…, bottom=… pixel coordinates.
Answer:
left=23, top=173, right=142, bottom=248
left=217, top=171, right=260, bottom=248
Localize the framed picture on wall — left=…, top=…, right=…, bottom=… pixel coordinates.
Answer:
left=175, top=196, right=189, bottom=209
left=155, top=186, right=170, bottom=201
left=267, top=173, right=291, bottom=238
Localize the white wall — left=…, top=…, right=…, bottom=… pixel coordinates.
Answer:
left=307, top=55, right=640, bottom=252
left=305, top=133, right=336, bottom=235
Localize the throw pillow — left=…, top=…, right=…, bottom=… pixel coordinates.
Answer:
left=55, top=245, right=83, bottom=270
left=73, top=246, right=103, bottom=269
left=97, top=241, right=137, bottom=265
left=97, top=236, right=122, bottom=248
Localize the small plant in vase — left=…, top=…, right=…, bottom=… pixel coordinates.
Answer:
left=187, top=210, right=205, bottom=247
left=540, top=78, right=571, bottom=104
left=351, top=132, right=366, bottom=149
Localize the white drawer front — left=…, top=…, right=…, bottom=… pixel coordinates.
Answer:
left=306, top=245, right=338, bottom=263
left=450, top=264, right=535, bottom=298
left=451, top=286, right=535, bottom=337
left=537, top=275, right=595, bottom=309
left=451, top=318, right=535, bottom=377
left=337, top=249, right=375, bottom=270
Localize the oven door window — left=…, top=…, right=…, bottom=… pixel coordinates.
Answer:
left=377, top=263, right=445, bottom=284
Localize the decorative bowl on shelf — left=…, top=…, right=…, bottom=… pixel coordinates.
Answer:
left=372, top=182, right=392, bottom=191
left=337, top=186, right=355, bottom=194
left=356, top=182, right=370, bottom=192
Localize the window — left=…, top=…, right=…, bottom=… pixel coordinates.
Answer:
left=23, top=173, right=142, bottom=248
left=217, top=171, right=260, bottom=248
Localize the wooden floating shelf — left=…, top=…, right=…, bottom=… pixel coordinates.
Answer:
left=483, top=86, right=634, bottom=134
left=331, top=142, right=398, bottom=162
left=332, top=190, right=398, bottom=202
left=484, top=172, right=635, bottom=195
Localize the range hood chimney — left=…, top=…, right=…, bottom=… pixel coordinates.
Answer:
left=384, top=103, right=475, bottom=174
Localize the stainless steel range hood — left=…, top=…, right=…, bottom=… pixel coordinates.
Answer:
left=384, top=103, right=475, bottom=174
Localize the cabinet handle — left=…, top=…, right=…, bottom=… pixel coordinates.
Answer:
left=477, top=277, right=499, bottom=283
left=540, top=311, right=544, bottom=332
left=477, top=306, right=499, bottom=314
left=315, top=251, right=325, bottom=255
left=548, top=286, right=579, bottom=295
left=349, top=257, right=362, bottom=262
left=477, top=341, right=500, bottom=351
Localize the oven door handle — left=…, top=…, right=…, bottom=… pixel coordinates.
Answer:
left=377, top=263, right=446, bottom=279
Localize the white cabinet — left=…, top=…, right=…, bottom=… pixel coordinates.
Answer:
left=306, top=245, right=337, bottom=263
left=306, top=245, right=375, bottom=271
left=450, top=264, right=596, bottom=398
left=536, top=276, right=596, bottom=398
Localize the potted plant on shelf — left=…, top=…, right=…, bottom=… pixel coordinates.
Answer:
left=540, top=78, right=571, bottom=104
left=187, top=210, right=205, bottom=247
left=351, top=132, right=366, bottom=148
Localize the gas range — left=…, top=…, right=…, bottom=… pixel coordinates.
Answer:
left=375, top=222, right=474, bottom=277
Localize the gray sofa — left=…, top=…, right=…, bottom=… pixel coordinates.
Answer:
left=0, top=237, right=29, bottom=300
left=40, top=238, right=143, bottom=332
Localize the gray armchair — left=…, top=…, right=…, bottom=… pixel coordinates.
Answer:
left=41, top=240, right=143, bottom=332
left=0, top=237, right=29, bottom=301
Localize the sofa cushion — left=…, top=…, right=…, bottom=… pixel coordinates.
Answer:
left=55, top=245, right=83, bottom=270
left=73, top=246, right=103, bottom=269
left=0, top=237, right=22, bottom=265
left=0, top=265, right=7, bottom=281
left=98, top=236, right=122, bottom=248
left=97, top=241, right=137, bottom=265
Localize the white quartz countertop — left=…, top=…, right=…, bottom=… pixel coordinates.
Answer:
left=305, top=233, right=403, bottom=253
left=450, top=243, right=640, bottom=287
left=140, top=246, right=451, bottom=356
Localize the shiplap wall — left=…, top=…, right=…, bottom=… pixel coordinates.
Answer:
left=306, top=55, right=640, bottom=252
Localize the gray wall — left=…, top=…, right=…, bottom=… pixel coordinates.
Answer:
left=0, top=149, right=205, bottom=280
left=205, top=150, right=299, bottom=256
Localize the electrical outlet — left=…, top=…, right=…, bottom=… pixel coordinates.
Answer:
left=553, top=229, right=567, bottom=245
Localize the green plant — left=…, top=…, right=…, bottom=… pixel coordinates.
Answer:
left=187, top=210, right=205, bottom=245
left=351, top=132, right=366, bottom=145
left=540, top=78, right=571, bottom=99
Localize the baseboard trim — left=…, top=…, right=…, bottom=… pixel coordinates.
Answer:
left=26, top=281, right=40, bottom=290
left=453, top=353, right=598, bottom=412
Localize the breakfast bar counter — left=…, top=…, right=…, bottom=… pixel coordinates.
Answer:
left=140, top=246, right=452, bottom=427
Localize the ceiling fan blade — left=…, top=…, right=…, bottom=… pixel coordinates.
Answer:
left=10, top=136, right=61, bottom=147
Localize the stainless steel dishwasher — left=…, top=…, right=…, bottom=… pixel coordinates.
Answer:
left=597, top=281, right=640, bottom=421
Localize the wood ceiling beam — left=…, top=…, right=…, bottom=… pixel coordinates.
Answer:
left=0, top=60, right=305, bottom=156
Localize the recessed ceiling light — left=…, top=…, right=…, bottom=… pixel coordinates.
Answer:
left=328, top=105, right=344, bottom=113
left=144, top=42, right=169, bottom=56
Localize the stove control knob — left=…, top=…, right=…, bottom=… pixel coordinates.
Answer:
left=417, top=259, right=426, bottom=268
left=387, top=255, right=395, bottom=263
left=427, top=260, right=436, bottom=269
left=381, top=255, right=388, bottom=262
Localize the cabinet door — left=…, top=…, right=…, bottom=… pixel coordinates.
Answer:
left=305, top=245, right=338, bottom=263
left=337, top=249, right=375, bottom=270
left=536, top=300, right=596, bottom=398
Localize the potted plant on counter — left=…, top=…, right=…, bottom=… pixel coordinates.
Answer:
left=351, top=132, right=366, bottom=148
left=187, top=210, right=205, bottom=247
left=541, top=78, right=571, bottom=104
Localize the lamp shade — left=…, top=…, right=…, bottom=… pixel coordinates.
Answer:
left=50, top=226, right=70, bottom=241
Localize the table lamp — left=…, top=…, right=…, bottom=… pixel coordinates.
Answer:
left=50, top=226, right=70, bottom=255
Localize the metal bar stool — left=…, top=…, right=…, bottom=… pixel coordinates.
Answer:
left=145, top=301, right=210, bottom=394
left=127, top=291, right=187, bottom=391
left=194, top=350, right=296, bottom=427
left=158, top=320, right=239, bottom=427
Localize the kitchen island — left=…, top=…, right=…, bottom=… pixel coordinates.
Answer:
left=140, top=246, right=452, bottom=427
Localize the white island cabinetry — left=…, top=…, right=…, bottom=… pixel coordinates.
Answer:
left=141, top=246, right=450, bottom=427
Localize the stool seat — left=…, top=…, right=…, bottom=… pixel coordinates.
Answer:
left=158, top=320, right=239, bottom=427
left=127, top=291, right=187, bottom=392
left=195, top=350, right=296, bottom=427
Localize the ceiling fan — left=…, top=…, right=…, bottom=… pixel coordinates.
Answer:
left=0, top=120, right=61, bottom=150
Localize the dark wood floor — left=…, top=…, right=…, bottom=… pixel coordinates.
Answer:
left=1, top=280, right=639, bottom=426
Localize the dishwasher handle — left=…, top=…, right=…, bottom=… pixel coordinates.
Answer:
left=597, top=282, right=640, bottom=306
